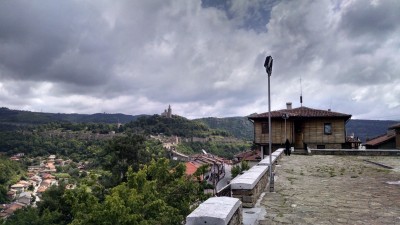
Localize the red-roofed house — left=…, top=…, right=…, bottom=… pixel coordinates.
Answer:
left=365, top=123, right=400, bottom=149
left=234, top=150, right=261, bottom=167
left=0, top=202, right=25, bottom=219
left=248, top=103, right=352, bottom=151
left=185, top=162, right=203, bottom=180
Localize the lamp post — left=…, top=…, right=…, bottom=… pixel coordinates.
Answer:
left=264, top=56, right=274, bottom=192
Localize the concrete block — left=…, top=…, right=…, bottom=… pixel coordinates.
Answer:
left=186, top=197, right=242, bottom=225
left=230, top=166, right=267, bottom=190
left=258, top=156, right=277, bottom=166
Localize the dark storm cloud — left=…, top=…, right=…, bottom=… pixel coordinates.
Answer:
left=0, top=0, right=114, bottom=87
left=0, top=0, right=399, bottom=119
left=339, top=0, right=400, bottom=39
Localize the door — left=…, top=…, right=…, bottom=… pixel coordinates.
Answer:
left=294, top=122, right=303, bottom=149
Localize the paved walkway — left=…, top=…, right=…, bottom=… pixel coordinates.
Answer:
left=259, top=155, right=400, bottom=224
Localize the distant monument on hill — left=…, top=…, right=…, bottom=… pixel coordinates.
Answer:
left=161, top=105, right=172, bottom=118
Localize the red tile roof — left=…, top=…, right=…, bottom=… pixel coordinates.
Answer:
left=365, top=133, right=396, bottom=147
left=248, top=106, right=351, bottom=120
left=185, top=162, right=200, bottom=176
left=185, top=162, right=203, bottom=181
left=234, top=150, right=261, bottom=162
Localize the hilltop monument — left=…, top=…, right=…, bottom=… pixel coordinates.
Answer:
left=161, top=105, right=172, bottom=118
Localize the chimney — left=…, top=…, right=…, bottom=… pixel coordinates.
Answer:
left=286, top=102, right=292, bottom=110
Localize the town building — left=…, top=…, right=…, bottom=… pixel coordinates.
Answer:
left=16, top=192, right=31, bottom=205
left=365, top=123, right=400, bottom=149
left=233, top=149, right=261, bottom=167
left=248, top=103, right=352, bottom=151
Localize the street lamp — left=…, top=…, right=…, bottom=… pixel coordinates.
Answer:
left=264, top=55, right=274, bottom=192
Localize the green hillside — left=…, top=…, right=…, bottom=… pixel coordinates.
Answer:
left=194, top=117, right=253, bottom=140
left=124, top=114, right=229, bottom=138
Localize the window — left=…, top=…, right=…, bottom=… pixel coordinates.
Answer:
left=261, top=123, right=269, bottom=134
left=317, top=145, right=325, bottom=149
left=324, top=123, right=332, bottom=135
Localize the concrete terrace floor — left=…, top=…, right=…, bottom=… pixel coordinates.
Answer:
left=258, top=155, right=400, bottom=225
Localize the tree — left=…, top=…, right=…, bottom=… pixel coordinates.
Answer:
left=193, top=164, right=209, bottom=182
left=36, top=185, right=73, bottom=224
left=67, top=159, right=206, bottom=225
left=231, top=160, right=250, bottom=178
left=97, top=134, right=165, bottom=186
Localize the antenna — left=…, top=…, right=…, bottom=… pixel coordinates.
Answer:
left=300, top=76, right=303, bottom=107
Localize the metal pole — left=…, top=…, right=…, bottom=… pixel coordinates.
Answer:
left=268, top=73, right=273, bottom=192
left=285, top=117, right=287, bottom=142
left=264, top=55, right=274, bottom=192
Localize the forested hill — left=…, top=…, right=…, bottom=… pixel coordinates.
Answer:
left=0, top=107, right=142, bottom=125
left=124, top=114, right=230, bottom=138
left=1, top=107, right=398, bottom=143
left=194, top=117, right=253, bottom=141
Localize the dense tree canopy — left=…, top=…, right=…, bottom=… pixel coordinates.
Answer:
left=65, top=159, right=206, bottom=225
left=124, top=115, right=215, bottom=137
left=95, top=134, right=167, bottom=186
left=6, top=159, right=207, bottom=225
left=0, top=157, right=25, bottom=202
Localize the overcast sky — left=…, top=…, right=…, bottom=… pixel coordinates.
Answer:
left=0, top=0, right=399, bottom=120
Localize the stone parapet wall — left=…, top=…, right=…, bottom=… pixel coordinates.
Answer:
left=230, top=148, right=284, bottom=208
left=228, top=207, right=242, bottom=225
left=231, top=169, right=268, bottom=207
left=308, top=143, right=342, bottom=149
left=186, top=197, right=242, bottom=225
left=186, top=149, right=285, bottom=224
left=311, top=149, right=400, bottom=156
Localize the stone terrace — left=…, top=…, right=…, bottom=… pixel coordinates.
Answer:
left=259, top=155, right=400, bottom=224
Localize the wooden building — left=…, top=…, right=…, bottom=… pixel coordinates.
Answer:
left=248, top=103, right=352, bottom=151
left=365, top=123, right=400, bottom=149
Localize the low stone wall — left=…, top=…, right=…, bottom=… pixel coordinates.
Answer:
left=231, top=166, right=269, bottom=207
left=230, top=148, right=284, bottom=208
left=185, top=197, right=242, bottom=225
left=310, top=149, right=400, bottom=156
left=186, top=149, right=285, bottom=224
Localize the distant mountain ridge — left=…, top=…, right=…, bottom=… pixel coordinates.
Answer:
left=346, top=119, right=399, bottom=142
left=1, top=107, right=398, bottom=143
left=0, top=107, right=143, bottom=125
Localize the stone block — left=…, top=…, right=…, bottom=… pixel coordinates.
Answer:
left=186, top=197, right=242, bottom=225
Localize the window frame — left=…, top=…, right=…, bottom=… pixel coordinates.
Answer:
left=324, top=123, right=332, bottom=135
left=261, top=122, right=269, bottom=134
